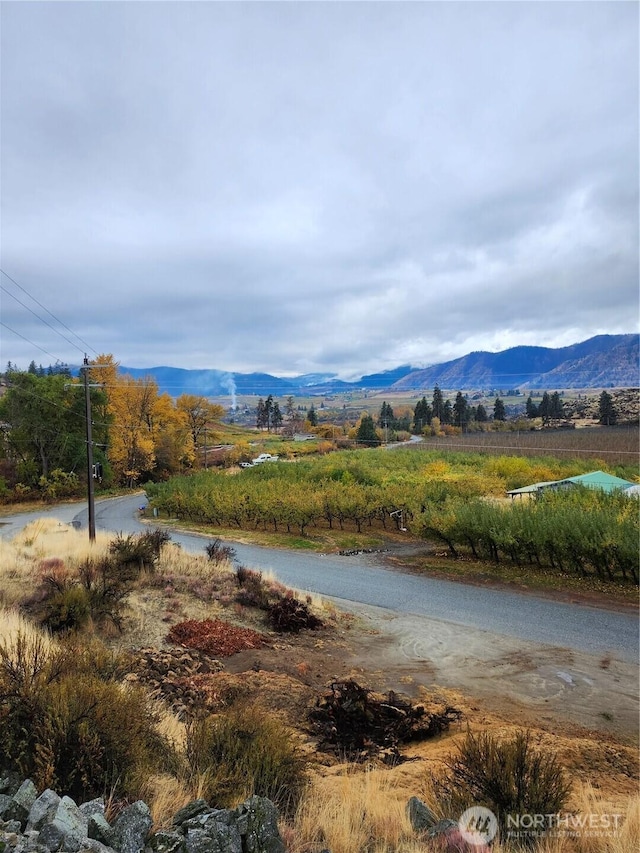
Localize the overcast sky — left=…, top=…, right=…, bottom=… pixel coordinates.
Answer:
left=1, top=0, right=638, bottom=380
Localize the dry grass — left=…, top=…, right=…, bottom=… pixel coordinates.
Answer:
left=0, top=606, right=57, bottom=655
left=285, top=769, right=640, bottom=853
left=0, top=518, right=112, bottom=607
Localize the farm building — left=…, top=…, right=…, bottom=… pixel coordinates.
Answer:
left=507, top=470, right=636, bottom=499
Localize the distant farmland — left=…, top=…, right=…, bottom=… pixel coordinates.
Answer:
left=410, top=425, right=640, bottom=467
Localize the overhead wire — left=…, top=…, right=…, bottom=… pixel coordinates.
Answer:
left=0, top=267, right=99, bottom=357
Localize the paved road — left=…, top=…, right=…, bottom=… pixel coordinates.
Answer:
left=4, top=493, right=637, bottom=664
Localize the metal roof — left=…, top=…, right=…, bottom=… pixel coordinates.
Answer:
left=507, top=470, right=636, bottom=497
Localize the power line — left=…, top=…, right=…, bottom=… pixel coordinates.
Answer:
left=0, top=267, right=99, bottom=357
left=0, top=321, right=66, bottom=364
left=1, top=284, right=88, bottom=356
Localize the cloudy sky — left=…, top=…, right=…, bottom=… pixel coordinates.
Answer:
left=1, top=1, right=638, bottom=380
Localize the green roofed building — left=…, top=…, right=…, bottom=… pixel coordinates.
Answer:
left=508, top=470, right=636, bottom=499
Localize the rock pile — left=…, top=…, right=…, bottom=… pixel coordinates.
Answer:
left=0, top=775, right=285, bottom=853
left=126, top=647, right=225, bottom=716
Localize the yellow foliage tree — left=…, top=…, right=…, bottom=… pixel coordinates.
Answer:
left=177, top=395, right=225, bottom=467
left=89, top=356, right=195, bottom=486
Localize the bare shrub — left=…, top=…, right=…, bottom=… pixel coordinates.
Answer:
left=436, top=728, right=570, bottom=844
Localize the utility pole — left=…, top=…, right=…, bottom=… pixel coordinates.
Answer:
left=82, top=356, right=96, bottom=542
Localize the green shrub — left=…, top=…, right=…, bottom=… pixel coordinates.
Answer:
left=184, top=705, right=307, bottom=814
left=436, top=729, right=570, bottom=844
left=0, top=629, right=171, bottom=802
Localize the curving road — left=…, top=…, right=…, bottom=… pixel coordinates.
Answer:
left=3, top=494, right=639, bottom=733
left=5, top=493, right=636, bottom=664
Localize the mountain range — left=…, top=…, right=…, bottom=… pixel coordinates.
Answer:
left=119, top=334, right=639, bottom=399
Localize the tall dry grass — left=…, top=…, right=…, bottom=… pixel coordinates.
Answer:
left=285, top=771, right=640, bottom=853
left=0, top=518, right=112, bottom=607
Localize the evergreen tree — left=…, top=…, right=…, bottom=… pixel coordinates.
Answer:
left=598, top=390, right=618, bottom=426
left=453, top=392, right=469, bottom=428
left=379, top=401, right=394, bottom=426
left=413, top=397, right=432, bottom=433
left=432, top=385, right=445, bottom=421
left=256, top=398, right=268, bottom=430
left=272, top=402, right=283, bottom=433
left=525, top=396, right=539, bottom=418
left=493, top=397, right=506, bottom=422
left=549, top=391, right=564, bottom=419
left=442, top=399, right=453, bottom=425
left=355, top=414, right=380, bottom=446
left=475, top=403, right=488, bottom=423
left=307, top=403, right=318, bottom=427
left=539, top=391, right=551, bottom=424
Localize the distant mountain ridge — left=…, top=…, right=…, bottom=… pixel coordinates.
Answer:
left=119, top=334, right=638, bottom=398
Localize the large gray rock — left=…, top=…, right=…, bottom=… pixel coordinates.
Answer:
left=111, top=801, right=152, bottom=853
left=87, top=811, right=114, bottom=846
left=5, top=780, right=38, bottom=827
left=182, top=811, right=241, bottom=853
left=172, top=802, right=212, bottom=828
left=38, top=796, right=89, bottom=853
left=406, top=796, right=437, bottom=832
left=79, top=799, right=106, bottom=819
left=237, top=797, right=285, bottom=853
left=27, top=790, right=61, bottom=832
left=0, top=794, right=13, bottom=819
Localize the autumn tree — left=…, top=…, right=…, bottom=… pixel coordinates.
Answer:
left=177, top=395, right=225, bottom=465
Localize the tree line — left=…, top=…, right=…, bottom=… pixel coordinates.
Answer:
left=0, top=356, right=225, bottom=495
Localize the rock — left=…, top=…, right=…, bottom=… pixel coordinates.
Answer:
left=111, top=801, right=152, bottom=853
left=84, top=839, right=119, bottom=853
left=37, top=796, right=89, bottom=853
left=172, top=802, right=212, bottom=828
left=183, top=829, right=218, bottom=853
left=79, top=799, right=106, bottom=819
left=0, top=795, right=13, bottom=819
left=182, top=811, right=241, bottom=853
left=406, top=796, right=437, bottom=831
left=0, top=773, right=22, bottom=796
left=27, top=790, right=61, bottom=832
left=237, top=797, right=285, bottom=853
left=149, top=830, right=185, bottom=853
left=427, top=818, right=459, bottom=838
left=87, top=812, right=114, bottom=846
left=5, top=780, right=38, bottom=828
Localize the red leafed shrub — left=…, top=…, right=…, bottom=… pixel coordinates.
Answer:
left=166, top=618, right=268, bottom=657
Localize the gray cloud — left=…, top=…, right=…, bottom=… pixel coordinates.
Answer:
left=1, top=1, right=637, bottom=379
